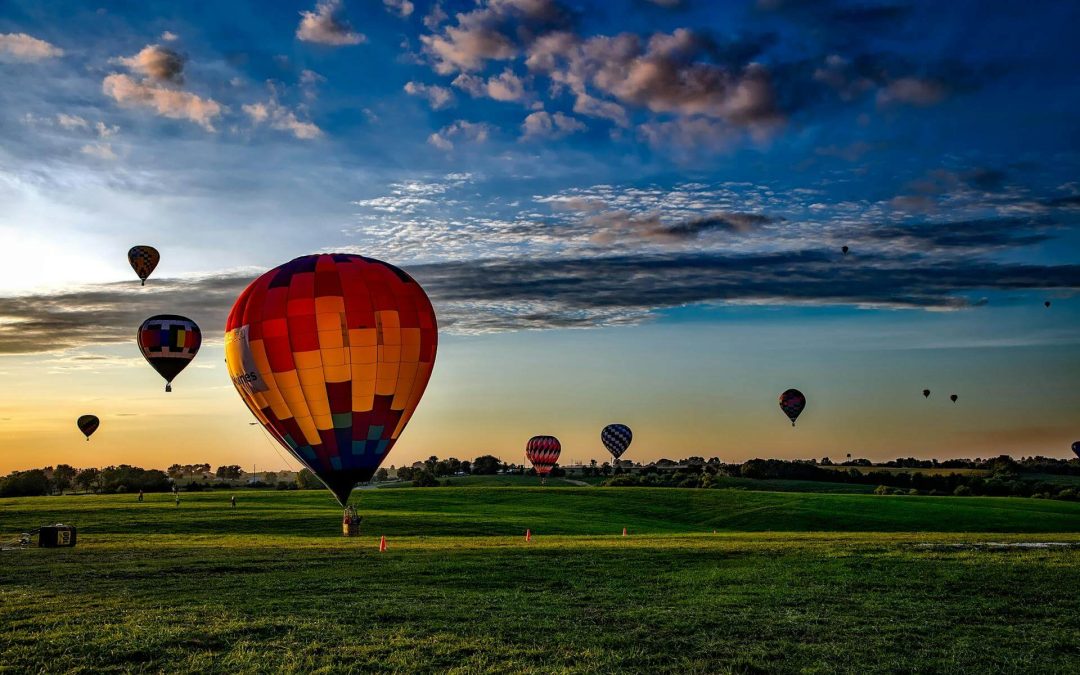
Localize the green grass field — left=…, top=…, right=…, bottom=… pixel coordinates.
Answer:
left=2, top=488, right=1079, bottom=672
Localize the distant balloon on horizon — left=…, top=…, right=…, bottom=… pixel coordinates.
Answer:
left=779, top=389, right=806, bottom=426
left=77, top=414, right=99, bottom=440
left=1072, top=441, right=1079, bottom=459
left=1045, top=300, right=1051, bottom=308
left=127, top=245, right=160, bottom=286
left=841, top=245, right=849, bottom=255
left=601, top=423, right=633, bottom=460
left=950, top=394, right=958, bottom=403
left=923, top=389, right=931, bottom=398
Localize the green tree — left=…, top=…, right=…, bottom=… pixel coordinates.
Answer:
left=52, top=464, right=77, bottom=494
left=296, top=469, right=322, bottom=490
left=75, top=467, right=101, bottom=493
left=216, top=465, right=243, bottom=480
left=375, top=468, right=389, bottom=482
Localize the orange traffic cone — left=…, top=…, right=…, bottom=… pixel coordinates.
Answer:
left=525, top=529, right=532, bottom=542
left=379, top=535, right=387, bottom=552
left=622, top=527, right=627, bottom=536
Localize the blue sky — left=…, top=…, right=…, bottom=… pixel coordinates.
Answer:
left=0, top=0, right=1078, bottom=471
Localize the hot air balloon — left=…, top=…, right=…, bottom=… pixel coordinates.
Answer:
left=128, top=246, right=160, bottom=286
left=224, top=254, right=438, bottom=509
left=841, top=245, right=849, bottom=255
left=923, top=389, right=931, bottom=398
left=137, top=315, right=201, bottom=392
left=601, top=423, right=633, bottom=461
left=1073, top=441, right=1080, bottom=459
left=526, top=435, right=561, bottom=484
left=779, top=389, right=806, bottom=426
left=1045, top=301, right=1051, bottom=308
left=950, top=394, right=958, bottom=403
left=77, top=415, right=99, bottom=440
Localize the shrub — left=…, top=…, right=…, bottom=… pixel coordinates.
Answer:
left=953, top=485, right=972, bottom=496
left=874, top=485, right=891, bottom=495
left=908, top=489, right=921, bottom=496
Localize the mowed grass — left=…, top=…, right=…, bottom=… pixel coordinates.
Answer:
left=2, top=488, right=1079, bottom=673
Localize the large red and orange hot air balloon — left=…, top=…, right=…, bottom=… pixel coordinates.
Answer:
left=525, top=435, right=561, bottom=484
left=225, top=254, right=437, bottom=506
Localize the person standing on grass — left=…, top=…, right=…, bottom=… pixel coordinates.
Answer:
left=138, top=489, right=144, bottom=503
left=175, top=493, right=180, bottom=507
left=230, top=495, right=236, bottom=508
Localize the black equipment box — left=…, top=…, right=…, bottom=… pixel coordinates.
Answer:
left=38, top=525, right=77, bottom=548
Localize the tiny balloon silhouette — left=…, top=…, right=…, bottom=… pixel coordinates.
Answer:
left=1072, top=441, right=1079, bottom=459
left=1045, top=300, right=1051, bottom=308
left=77, top=414, right=99, bottom=440
left=127, top=245, right=160, bottom=286
left=841, top=245, right=849, bottom=255
left=922, top=389, right=931, bottom=398
left=950, top=394, right=958, bottom=403
left=779, top=389, right=806, bottom=426
left=601, top=423, right=633, bottom=460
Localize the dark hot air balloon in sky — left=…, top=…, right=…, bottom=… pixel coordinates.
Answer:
left=922, top=389, right=931, bottom=398
left=601, top=424, right=633, bottom=460
left=128, top=246, right=160, bottom=286
left=779, top=389, right=806, bottom=426
left=77, top=415, right=99, bottom=440
left=841, top=245, right=849, bottom=255
left=526, top=436, right=561, bottom=483
left=1071, top=441, right=1079, bottom=459
left=138, top=315, right=201, bottom=392
left=1045, top=301, right=1051, bottom=308
left=225, top=253, right=438, bottom=507
left=950, top=394, right=958, bottom=403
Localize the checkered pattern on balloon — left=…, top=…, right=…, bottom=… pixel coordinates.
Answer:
left=601, top=423, right=632, bottom=459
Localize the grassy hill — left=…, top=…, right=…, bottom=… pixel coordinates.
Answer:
left=1, top=488, right=1078, bottom=672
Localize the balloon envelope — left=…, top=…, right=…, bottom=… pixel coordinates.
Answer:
left=1045, top=301, right=1051, bottom=308
left=526, top=436, right=561, bottom=477
left=922, top=389, right=931, bottom=398
left=225, top=254, right=438, bottom=506
left=77, top=414, right=99, bottom=440
left=779, top=389, right=806, bottom=426
left=137, top=315, right=201, bottom=391
left=601, top=424, right=633, bottom=460
left=1072, top=441, right=1080, bottom=459
left=128, top=246, right=160, bottom=286
left=841, top=245, right=849, bottom=255
left=950, top=394, right=958, bottom=402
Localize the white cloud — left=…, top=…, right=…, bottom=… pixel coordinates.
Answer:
left=56, top=114, right=89, bottom=131
left=428, top=120, right=492, bottom=150
left=0, top=33, right=64, bottom=62
left=80, top=143, right=118, bottom=160
left=297, top=0, right=365, bottom=46
left=521, top=110, right=585, bottom=139
left=243, top=99, right=322, bottom=139
left=384, top=0, right=415, bottom=18
left=103, top=73, right=223, bottom=131
left=160, top=31, right=179, bottom=42
left=404, top=81, right=455, bottom=109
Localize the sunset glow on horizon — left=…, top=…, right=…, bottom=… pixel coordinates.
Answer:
left=1, top=0, right=1078, bottom=475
